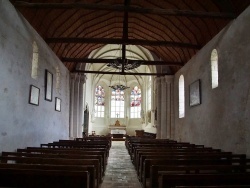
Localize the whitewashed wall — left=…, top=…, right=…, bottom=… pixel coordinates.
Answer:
left=0, top=1, right=70, bottom=152
left=174, top=6, right=250, bottom=156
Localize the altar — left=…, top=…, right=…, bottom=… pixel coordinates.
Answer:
left=109, top=119, right=127, bottom=135
left=109, top=127, right=126, bottom=138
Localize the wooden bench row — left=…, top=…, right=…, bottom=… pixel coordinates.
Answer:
left=126, top=136, right=250, bottom=188
left=0, top=137, right=111, bottom=188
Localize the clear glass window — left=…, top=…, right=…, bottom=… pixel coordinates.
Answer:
left=179, top=75, right=185, bottom=118
left=110, top=89, right=125, bottom=118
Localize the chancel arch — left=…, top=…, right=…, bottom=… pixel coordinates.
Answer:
left=83, top=44, right=157, bottom=136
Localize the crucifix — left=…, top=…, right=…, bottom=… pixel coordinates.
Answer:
left=116, top=113, right=120, bottom=118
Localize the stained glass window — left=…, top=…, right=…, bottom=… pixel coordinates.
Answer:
left=130, top=86, right=141, bottom=118
left=94, top=85, right=105, bottom=117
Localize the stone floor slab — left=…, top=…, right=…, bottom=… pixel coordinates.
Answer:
left=100, top=141, right=142, bottom=188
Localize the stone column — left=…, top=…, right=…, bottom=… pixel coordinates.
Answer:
left=156, top=77, right=162, bottom=138
left=73, top=75, right=80, bottom=138
left=69, top=74, right=76, bottom=139
left=160, top=77, right=167, bottom=139
left=165, top=75, right=174, bottom=139
left=78, top=75, right=86, bottom=138
left=170, top=76, right=175, bottom=139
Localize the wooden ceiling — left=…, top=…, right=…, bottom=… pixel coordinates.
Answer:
left=10, top=0, right=250, bottom=75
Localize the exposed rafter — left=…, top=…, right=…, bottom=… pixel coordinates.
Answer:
left=12, top=1, right=236, bottom=19
left=73, top=70, right=171, bottom=76
left=46, top=38, right=201, bottom=49
left=61, top=58, right=184, bottom=66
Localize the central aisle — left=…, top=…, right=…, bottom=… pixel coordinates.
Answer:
left=100, top=141, right=142, bottom=188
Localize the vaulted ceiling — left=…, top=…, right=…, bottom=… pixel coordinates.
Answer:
left=10, top=0, right=250, bottom=75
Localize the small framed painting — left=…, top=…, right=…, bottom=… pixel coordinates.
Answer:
left=55, top=97, right=61, bottom=112
left=189, top=79, right=201, bottom=107
left=45, top=69, right=53, bottom=101
left=29, top=85, right=40, bottom=106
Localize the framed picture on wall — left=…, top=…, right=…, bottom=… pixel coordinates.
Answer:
left=29, top=85, right=40, bottom=106
left=45, top=69, right=53, bottom=101
left=55, top=97, right=61, bottom=112
left=189, top=79, right=201, bottom=107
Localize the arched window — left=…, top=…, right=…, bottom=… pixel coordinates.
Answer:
left=130, top=86, right=142, bottom=118
left=56, top=66, right=61, bottom=93
left=31, top=41, right=39, bottom=79
left=211, top=49, right=219, bottom=89
left=110, top=89, right=124, bottom=118
left=94, top=85, right=105, bottom=117
left=179, top=75, right=185, bottom=118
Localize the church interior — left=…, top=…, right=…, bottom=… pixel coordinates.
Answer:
left=0, top=0, right=250, bottom=187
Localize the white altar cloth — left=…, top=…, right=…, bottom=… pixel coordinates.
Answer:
left=110, top=129, right=126, bottom=134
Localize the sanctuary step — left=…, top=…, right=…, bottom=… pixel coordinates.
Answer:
left=111, top=137, right=126, bottom=141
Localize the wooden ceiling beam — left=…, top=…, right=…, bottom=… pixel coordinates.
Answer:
left=61, top=58, right=184, bottom=66
left=73, top=70, right=171, bottom=76
left=46, top=38, right=201, bottom=49
left=12, top=1, right=235, bottom=18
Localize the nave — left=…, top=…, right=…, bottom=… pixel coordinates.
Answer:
left=100, top=141, right=141, bottom=188
left=1, top=136, right=250, bottom=187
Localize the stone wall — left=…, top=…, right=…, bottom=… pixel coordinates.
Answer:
left=174, top=6, right=250, bottom=155
left=0, top=1, right=70, bottom=152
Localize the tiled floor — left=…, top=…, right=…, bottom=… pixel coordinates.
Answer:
left=100, top=141, right=142, bottom=188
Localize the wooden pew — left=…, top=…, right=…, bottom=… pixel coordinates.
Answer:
left=126, top=139, right=177, bottom=155
left=158, top=173, right=250, bottom=188
left=126, top=137, right=250, bottom=188
left=136, top=151, right=232, bottom=170
left=138, top=153, right=246, bottom=181
left=132, top=144, right=215, bottom=158
left=19, top=147, right=108, bottom=167
left=176, top=186, right=250, bottom=188
left=0, top=163, right=96, bottom=188
left=41, top=142, right=109, bottom=150
left=133, top=147, right=221, bottom=167
left=41, top=142, right=110, bottom=157
left=0, top=156, right=102, bottom=187
left=130, top=142, right=202, bottom=156
left=141, top=158, right=250, bottom=188
left=58, top=139, right=111, bottom=150
left=16, top=148, right=106, bottom=178
left=149, top=164, right=250, bottom=188
left=75, top=136, right=112, bottom=149
left=0, top=167, right=90, bottom=188
left=2, top=151, right=104, bottom=178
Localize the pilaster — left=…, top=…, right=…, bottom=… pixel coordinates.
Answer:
left=160, top=77, right=167, bottom=139
left=165, top=75, right=174, bottom=139
left=156, top=77, right=162, bottom=138
left=78, top=75, right=86, bottom=137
